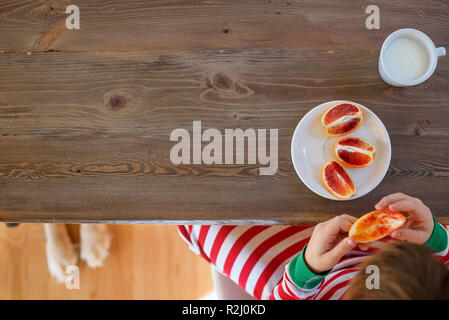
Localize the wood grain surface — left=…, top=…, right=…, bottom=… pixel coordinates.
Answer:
left=0, top=0, right=448, bottom=224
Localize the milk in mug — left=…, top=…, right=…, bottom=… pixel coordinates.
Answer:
left=385, top=37, right=430, bottom=82
left=386, top=37, right=430, bottom=81
left=379, top=28, right=446, bottom=87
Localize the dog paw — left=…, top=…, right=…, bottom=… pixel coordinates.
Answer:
left=80, top=224, right=111, bottom=268
left=44, top=225, right=78, bottom=283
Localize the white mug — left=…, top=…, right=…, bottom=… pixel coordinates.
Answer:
left=379, top=28, right=446, bottom=87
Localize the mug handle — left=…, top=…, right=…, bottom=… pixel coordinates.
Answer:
left=435, top=47, right=446, bottom=57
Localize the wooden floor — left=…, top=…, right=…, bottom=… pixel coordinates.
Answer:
left=0, top=223, right=214, bottom=299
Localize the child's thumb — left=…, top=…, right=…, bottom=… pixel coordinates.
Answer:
left=326, top=237, right=357, bottom=264
left=390, top=228, right=419, bottom=242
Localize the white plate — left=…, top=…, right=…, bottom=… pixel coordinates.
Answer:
left=291, top=100, right=391, bottom=201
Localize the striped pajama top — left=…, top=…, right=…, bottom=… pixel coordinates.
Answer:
left=178, top=224, right=449, bottom=300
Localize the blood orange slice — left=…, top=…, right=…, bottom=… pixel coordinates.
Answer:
left=349, top=209, right=406, bottom=243
left=335, top=137, right=376, bottom=168
left=322, top=161, right=355, bottom=199
left=321, top=102, right=363, bottom=137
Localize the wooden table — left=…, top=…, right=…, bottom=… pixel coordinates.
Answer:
left=0, top=0, right=448, bottom=224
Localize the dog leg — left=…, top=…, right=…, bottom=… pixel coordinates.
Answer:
left=44, top=224, right=78, bottom=283
left=80, top=224, right=111, bottom=268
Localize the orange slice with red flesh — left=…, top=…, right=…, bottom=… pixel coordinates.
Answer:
left=322, top=161, right=355, bottom=199
left=349, top=209, right=406, bottom=243
left=335, top=137, right=376, bottom=168
left=321, top=102, right=364, bottom=137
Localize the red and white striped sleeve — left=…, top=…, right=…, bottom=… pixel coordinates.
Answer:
left=177, top=225, right=365, bottom=300
left=270, top=251, right=365, bottom=300
left=434, top=224, right=449, bottom=265
left=177, top=225, right=315, bottom=299
left=177, top=223, right=449, bottom=300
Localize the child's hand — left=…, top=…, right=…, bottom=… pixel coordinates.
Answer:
left=375, top=193, right=434, bottom=245
left=304, top=215, right=358, bottom=273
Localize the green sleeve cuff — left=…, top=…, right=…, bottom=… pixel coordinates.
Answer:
left=288, top=244, right=331, bottom=290
left=424, top=216, right=448, bottom=253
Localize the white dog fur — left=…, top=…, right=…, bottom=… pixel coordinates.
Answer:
left=44, top=224, right=111, bottom=283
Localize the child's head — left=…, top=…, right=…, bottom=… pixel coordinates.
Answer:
left=345, top=241, right=449, bottom=299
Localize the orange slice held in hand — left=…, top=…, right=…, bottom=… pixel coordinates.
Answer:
left=335, top=137, right=376, bottom=168
left=321, top=102, right=364, bottom=137
left=349, top=209, right=406, bottom=243
left=322, top=161, right=355, bottom=199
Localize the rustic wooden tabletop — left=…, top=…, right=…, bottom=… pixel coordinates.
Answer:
left=0, top=0, right=448, bottom=224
